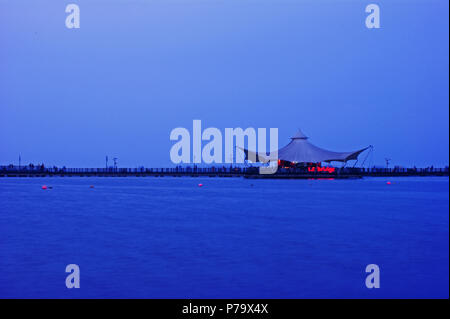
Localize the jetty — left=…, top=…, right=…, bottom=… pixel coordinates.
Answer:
left=0, top=165, right=448, bottom=179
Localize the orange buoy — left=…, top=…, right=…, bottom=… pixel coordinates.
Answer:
left=387, top=181, right=392, bottom=185
left=198, top=183, right=203, bottom=187
left=41, top=185, right=48, bottom=190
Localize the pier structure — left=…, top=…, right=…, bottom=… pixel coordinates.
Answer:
left=0, top=165, right=448, bottom=179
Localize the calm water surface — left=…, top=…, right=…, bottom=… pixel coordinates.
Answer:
left=0, top=177, right=448, bottom=298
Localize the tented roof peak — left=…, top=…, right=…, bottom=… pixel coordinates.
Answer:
left=291, top=129, right=308, bottom=140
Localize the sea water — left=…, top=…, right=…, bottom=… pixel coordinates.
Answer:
left=0, top=177, right=448, bottom=298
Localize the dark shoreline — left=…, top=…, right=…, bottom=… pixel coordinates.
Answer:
left=1, top=166, right=448, bottom=179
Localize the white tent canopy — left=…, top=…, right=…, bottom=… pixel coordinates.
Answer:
left=241, top=129, right=369, bottom=164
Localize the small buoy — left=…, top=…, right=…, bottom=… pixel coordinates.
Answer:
left=387, top=181, right=392, bottom=185
left=41, top=185, right=48, bottom=190
left=198, top=183, right=203, bottom=187
left=90, top=185, right=94, bottom=188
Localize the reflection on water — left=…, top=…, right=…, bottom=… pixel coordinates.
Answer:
left=0, top=177, right=448, bottom=298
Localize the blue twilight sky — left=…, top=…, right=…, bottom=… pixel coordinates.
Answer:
left=0, top=0, right=448, bottom=168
